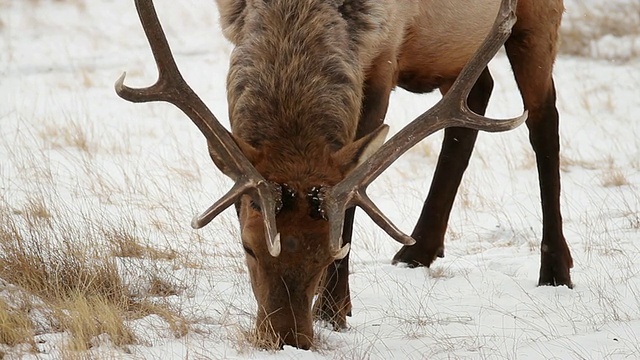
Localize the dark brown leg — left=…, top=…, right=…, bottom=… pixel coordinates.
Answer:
left=313, top=207, right=354, bottom=329
left=393, top=68, right=494, bottom=267
left=314, top=57, right=395, bottom=328
left=524, top=84, right=572, bottom=288
left=505, top=23, right=572, bottom=287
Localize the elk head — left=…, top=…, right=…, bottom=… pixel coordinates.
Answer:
left=116, top=0, right=525, bottom=350
left=226, top=125, right=387, bottom=348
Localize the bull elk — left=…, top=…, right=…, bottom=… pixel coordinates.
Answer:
left=116, top=0, right=573, bottom=350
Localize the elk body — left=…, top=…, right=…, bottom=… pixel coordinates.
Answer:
left=117, top=0, right=573, bottom=350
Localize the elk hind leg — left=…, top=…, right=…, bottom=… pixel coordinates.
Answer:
left=505, top=16, right=573, bottom=287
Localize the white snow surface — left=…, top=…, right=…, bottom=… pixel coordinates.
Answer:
left=1, top=0, right=639, bottom=359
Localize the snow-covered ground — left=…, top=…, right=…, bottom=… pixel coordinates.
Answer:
left=1, top=0, right=639, bottom=359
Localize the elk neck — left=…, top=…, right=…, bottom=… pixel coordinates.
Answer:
left=225, top=0, right=366, bottom=157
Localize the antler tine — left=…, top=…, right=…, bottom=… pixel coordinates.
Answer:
left=354, top=191, right=416, bottom=245
left=325, top=0, right=524, bottom=249
left=191, top=179, right=252, bottom=229
left=115, top=0, right=281, bottom=256
left=322, top=195, right=355, bottom=260
left=255, top=182, right=282, bottom=257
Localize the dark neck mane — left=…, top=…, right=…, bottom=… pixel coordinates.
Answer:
left=226, top=0, right=363, bottom=152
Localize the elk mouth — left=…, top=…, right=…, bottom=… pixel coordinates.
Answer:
left=255, top=307, right=315, bottom=350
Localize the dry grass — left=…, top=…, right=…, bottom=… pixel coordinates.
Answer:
left=600, top=157, right=631, bottom=187
left=560, top=1, right=640, bottom=61
left=147, top=276, right=180, bottom=297
left=2, top=204, right=128, bottom=292
left=0, top=298, right=36, bottom=350
left=236, top=325, right=283, bottom=353
left=601, top=169, right=630, bottom=187
left=0, top=196, right=189, bottom=354
left=427, top=266, right=453, bottom=279
left=137, top=301, right=189, bottom=338
left=560, top=153, right=600, bottom=172
left=106, top=226, right=178, bottom=261
left=39, top=120, right=92, bottom=152
left=57, top=294, right=136, bottom=351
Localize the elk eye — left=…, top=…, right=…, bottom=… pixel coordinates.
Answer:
left=243, top=245, right=256, bottom=258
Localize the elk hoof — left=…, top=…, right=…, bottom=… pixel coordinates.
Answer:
left=313, top=296, right=350, bottom=330
left=315, top=309, right=348, bottom=331
left=538, top=244, right=573, bottom=288
left=538, top=262, right=573, bottom=288
left=392, top=243, right=444, bottom=268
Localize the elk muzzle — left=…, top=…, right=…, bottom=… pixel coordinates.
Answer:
left=256, top=306, right=314, bottom=350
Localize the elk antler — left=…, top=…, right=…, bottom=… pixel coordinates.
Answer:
left=115, top=0, right=282, bottom=257
left=323, top=0, right=527, bottom=252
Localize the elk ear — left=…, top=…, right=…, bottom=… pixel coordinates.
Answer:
left=333, top=124, right=389, bottom=174
left=207, top=135, right=260, bottom=177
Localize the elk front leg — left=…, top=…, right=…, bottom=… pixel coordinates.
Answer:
left=393, top=68, right=494, bottom=267
left=314, top=207, right=354, bottom=329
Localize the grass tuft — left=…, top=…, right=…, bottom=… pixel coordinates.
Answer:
left=137, top=301, right=189, bottom=338
left=58, top=294, right=136, bottom=351
left=0, top=197, right=189, bottom=354
left=601, top=169, right=630, bottom=187
left=106, top=226, right=177, bottom=261
left=0, top=298, right=36, bottom=350
left=39, top=120, right=92, bottom=152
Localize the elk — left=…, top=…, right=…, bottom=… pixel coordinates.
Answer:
left=116, top=0, right=573, bottom=350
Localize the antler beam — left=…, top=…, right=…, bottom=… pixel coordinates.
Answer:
left=114, top=0, right=282, bottom=257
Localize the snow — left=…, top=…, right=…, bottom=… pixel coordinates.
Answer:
left=1, top=0, right=639, bottom=359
